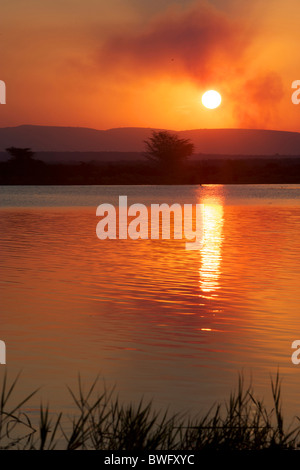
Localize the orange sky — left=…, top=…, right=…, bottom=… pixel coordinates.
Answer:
left=0, top=0, right=300, bottom=131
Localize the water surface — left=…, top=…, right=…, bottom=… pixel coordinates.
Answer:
left=0, top=185, right=300, bottom=420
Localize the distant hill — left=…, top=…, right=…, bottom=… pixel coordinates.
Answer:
left=0, top=125, right=300, bottom=158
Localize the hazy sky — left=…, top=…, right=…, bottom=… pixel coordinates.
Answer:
left=1, top=0, right=299, bottom=130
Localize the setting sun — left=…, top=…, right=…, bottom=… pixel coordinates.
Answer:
left=202, top=90, right=222, bottom=109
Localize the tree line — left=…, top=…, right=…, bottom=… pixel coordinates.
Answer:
left=1, top=131, right=299, bottom=184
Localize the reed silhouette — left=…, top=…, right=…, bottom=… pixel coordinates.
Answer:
left=0, top=371, right=299, bottom=450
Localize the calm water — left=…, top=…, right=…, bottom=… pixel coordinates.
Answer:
left=1, top=184, right=300, bottom=420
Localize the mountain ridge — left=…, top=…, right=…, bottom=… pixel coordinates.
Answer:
left=0, top=125, right=300, bottom=155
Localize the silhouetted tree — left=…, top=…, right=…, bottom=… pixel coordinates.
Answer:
left=6, top=147, right=35, bottom=162
left=4, top=147, right=46, bottom=183
left=143, top=131, right=194, bottom=171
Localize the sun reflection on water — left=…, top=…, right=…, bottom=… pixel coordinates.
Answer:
left=199, top=193, right=224, bottom=297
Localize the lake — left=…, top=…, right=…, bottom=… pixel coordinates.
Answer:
left=0, top=184, right=300, bottom=421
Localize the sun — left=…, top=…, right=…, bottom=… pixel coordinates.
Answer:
left=201, top=90, right=222, bottom=109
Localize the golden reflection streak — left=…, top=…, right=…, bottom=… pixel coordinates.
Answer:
left=199, top=197, right=224, bottom=297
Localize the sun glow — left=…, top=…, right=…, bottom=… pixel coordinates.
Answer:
left=201, top=90, right=222, bottom=109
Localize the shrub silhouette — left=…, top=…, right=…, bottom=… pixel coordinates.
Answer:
left=6, top=147, right=36, bottom=162
left=144, top=131, right=194, bottom=172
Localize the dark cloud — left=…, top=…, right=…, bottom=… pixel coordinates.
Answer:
left=99, top=3, right=251, bottom=84
left=98, top=1, right=283, bottom=128
left=232, top=72, right=284, bottom=128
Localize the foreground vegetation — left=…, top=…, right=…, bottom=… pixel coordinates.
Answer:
left=0, top=372, right=300, bottom=450
left=1, top=144, right=300, bottom=184
left=1, top=158, right=300, bottom=185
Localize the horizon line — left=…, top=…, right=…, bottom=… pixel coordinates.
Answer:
left=0, top=124, right=299, bottom=135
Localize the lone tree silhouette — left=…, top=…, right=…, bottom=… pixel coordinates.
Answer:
left=6, top=147, right=35, bottom=162
left=143, top=131, right=194, bottom=171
